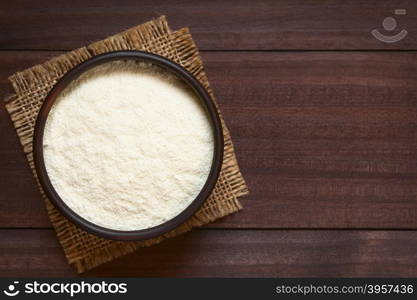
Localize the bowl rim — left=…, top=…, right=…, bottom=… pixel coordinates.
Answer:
left=33, top=50, right=224, bottom=241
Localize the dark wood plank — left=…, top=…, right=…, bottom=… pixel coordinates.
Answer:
left=0, top=229, right=73, bottom=277
left=2, top=51, right=417, bottom=229
left=208, top=51, right=417, bottom=228
left=1, top=229, right=417, bottom=277
left=1, top=0, right=417, bottom=50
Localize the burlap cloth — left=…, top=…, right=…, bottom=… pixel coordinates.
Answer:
left=4, top=16, right=248, bottom=273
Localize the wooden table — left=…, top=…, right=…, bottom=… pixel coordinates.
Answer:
left=1, top=0, right=417, bottom=277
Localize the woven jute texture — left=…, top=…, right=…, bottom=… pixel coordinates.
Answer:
left=4, top=16, right=248, bottom=273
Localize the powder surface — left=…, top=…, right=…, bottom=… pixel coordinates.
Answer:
left=43, top=60, right=214, bottom=231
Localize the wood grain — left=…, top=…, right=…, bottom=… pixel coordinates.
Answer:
left=2, top=51, right=417, bottom=229
left=2, top=2, right=417, bottom=278
left=0, top=0, right=416, bottom=50
left=1, top=229, right=417, bottom=277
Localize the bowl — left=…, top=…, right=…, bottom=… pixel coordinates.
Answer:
left=33, top=50, right=223, bottom=241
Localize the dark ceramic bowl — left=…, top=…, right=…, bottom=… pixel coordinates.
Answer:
left=33, top=51, right=223, bottom=241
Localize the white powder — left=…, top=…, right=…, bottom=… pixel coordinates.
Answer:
left=43, top=60, right=214, bottom=231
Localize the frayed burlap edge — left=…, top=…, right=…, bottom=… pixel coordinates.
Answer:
left=4, top=16, right=248, bottom=273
